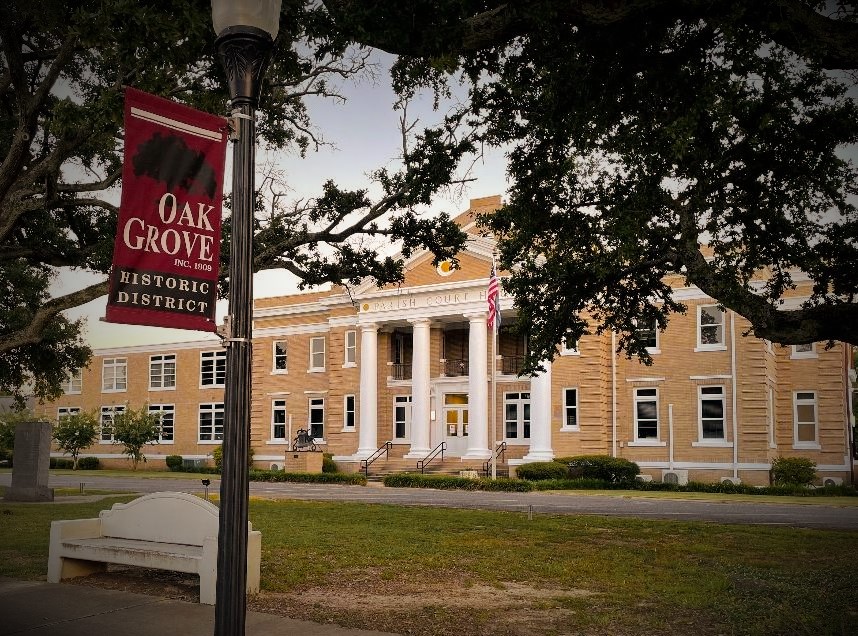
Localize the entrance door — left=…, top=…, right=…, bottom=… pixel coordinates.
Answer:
left=394, top=395, right=412, bottom=442
left=444, top=393, right=469, bottom=456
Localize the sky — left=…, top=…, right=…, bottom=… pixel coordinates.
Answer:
left=57, top=51, right=510, bottom=350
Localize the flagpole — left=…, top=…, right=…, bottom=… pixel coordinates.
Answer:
left=491, top=317, right=498, bottom=480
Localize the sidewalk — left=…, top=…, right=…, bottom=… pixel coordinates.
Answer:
left=0, top=579, right=398, bottom=636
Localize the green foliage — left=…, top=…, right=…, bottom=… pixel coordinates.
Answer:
left=529, top=477, right=857, bottom=497
left=52, top=411, right=99, bottom=470
left=165, top=455, right=184, bottom=472
left=248, top=469, right=367, bottom=485
left=212, top=444, right=254, bottom=472
left=322, top=452, right=338, bottom=473
left=110, top=406, right=162, bottom=470
left=76, top=456, right=100, bottom=470
left=49, top=458, right=74, bottom=469
left=771, top=457, right=817, bottom=486
left=515, top=461, right=569, bottom=481
left=560, top=455, right=640, bottom=483
left=383, top=473, right=533, bottom=492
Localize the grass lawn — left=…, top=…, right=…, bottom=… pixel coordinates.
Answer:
left=0, top=495, right=855, bottom=635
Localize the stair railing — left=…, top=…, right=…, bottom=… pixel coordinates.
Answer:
left=482, top=441, right=507, bottom=476
left=417, top=441, right=446, bottom=474
left=360, top=441, right=392, bottom=477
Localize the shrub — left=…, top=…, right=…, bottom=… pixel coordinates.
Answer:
left=516, top=461, right=569, bottom=481
left=561, top=455, right=640, bottom=483
left=165, top=455, right=184, bottom=472
left=322, top=453, right=338, bottom=473
left=49, top=458, right=73, bottom=469
left=76, top=456, right=100, bottom=470
left=383, top=473, right=534, bottom=492
left=771, top=457, right=817, bottom=486
left=248, top=469, right=367, bottom=485
left=212, top=444, right=254, bottom=471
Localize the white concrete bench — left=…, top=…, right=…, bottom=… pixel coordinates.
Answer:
left=46, top=491, right=261, bottom=604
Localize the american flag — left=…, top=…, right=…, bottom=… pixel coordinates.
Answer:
left=487, top=263, right=500, bottom=330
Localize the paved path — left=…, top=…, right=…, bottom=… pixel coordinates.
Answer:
left=2, top=473, right=857, bottom=530
left=0, top=578, right=395, bottom=636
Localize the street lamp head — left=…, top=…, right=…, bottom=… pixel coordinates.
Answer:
left=211, top=0, right=282, bottom=105
left=211, top=0, right=281, bottom=39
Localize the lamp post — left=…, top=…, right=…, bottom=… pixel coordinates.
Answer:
left=211, top=1, right=281, bottom=634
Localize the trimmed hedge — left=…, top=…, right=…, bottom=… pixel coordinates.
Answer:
left=531, top=477, right=857, bottom=497
left=322, top=453, right=338, bottom=473
left=516, top=461, right=569, bottom=481
left=77, top=456, right=100, bottom=470
left=383, top=473, right=533, bottom=492
left=558, top=455, right=640, bottom=483
left=248, top=469, right=367, bottom=485
left=771, top=456, right=816, bottom=486
left=165, top=455, right=184, bottom=472
left=49, top=458, right=73, bottom=469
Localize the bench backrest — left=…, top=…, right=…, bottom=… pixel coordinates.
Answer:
left=99, top=491, right=219, bottom=546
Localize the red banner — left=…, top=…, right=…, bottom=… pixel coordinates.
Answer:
left=105, top=88, right=228, bottom=332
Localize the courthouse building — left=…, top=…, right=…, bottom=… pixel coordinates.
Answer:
left=39, top=196, right=856, bottom=486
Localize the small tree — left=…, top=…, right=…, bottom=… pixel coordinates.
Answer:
left=53, top=411, right=99, bottom=470
left=111, top=406, right=162, bottom=470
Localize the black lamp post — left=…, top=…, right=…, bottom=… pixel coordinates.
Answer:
left=211, top=1, right=281, bottom=634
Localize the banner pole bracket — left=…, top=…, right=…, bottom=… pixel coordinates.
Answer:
left=227, top=111, right=252, bottom=140
left=216, top=315, right=251, bottom=347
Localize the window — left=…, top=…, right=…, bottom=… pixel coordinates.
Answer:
left=634, top=388, right=659, bottom=440
left=697, top=305, right=725, bottom=349
left=102, top=358, right=127, bottom=392
left=63, top=370, right=82, bottom=394
left=768, top=386, right=776, bottom=448
left=793, top=391, right=818, bottom=447
left=199, top=403, right=224, bottom=442
left=636, top=320, right=659, bottom=352
left=309, top=337, right=326, bottom=372
left=698, top=386, right=725, bottom=440
left=344, top=394, right=356, bottom=429
left=791, top=343, right=817, bottom=359
left=149, top=404, right=174, bottom=442
left=394, top=395, right=412, bottom=440
left=560, top=337, right=579, bottom=355
left=309, top=397, right=325, bottom=439
left=504, top=392, right=531, bottom=440
left=200, top=350, right=226, bottom=387
left=273, top=341, right=288, bottom=373
left=149, top=354, right=176, bottom=390
left=344, top=330, right=357, bottom=366
left=272, top=399, right=287, bottom=440
left=57, top=407, right=80, bottom=420
left=562, top=388, right=579, bottom=430
left=100, top=405, right=125, bottom=442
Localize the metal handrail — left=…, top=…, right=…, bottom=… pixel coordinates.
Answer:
left=483, top=441, right=507, bottom=475
left=417, top=441, right=446, bottom=474
left=360, top=441, right=392, bottom=477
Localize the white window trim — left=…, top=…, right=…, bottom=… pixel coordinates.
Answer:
left=635, top=319, right=661, bottom=355
left=308, top=336, right=326, bottom=373
left=768, top=385, right=777, bottom=449
left=393, top=395, right=412, bottom=442
left=695, top=385, right=728, bottom=444
left=343, top=330, right=357, bottom=368
left=148, top=354, right=177, bottom=392
left=308, top=397, right=325, bottom=442
left=64, top=370, right=82, bottom=395
left=199, top=350, right=226, bottom=388
left=272, top=340, right=288, bottom=375
left=343, top=394, right=356, bottom=431
left=57, top=407, right=80, bottom=419
left=99, top=405, right=125, bottom=442
left=148, top=404, right=175, bottom=445
left=560, top=387, right=580, bottom=432
left=792, top=390, right=820, bottom=449
left=198, top=402, right=224, bottom=444
left=502, top=392, right=531, bottom=444
left=790, top=343, right=818, bottom=359
left=270, top=399, right=288, bottom=443
left=101, top=358, right=128, bottom=393
left=633, top=387, right=660, bottom=443
left=559, top=338, right=580, bottom=356
left=694, top=304, right=727, bottom=352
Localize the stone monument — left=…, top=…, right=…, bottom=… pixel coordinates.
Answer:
left=4, top=421, right=54, bottom=502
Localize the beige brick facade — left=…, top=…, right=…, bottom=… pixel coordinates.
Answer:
left=37, top=197, right=855, bottom=484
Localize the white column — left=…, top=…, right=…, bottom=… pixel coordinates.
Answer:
left=356, top=322, right=378, bottom=458
left=463, top=312, right=491, bottom=459
left=405, top=318, right=432, bottom=457
left=523, top=360, right=555, bottom=462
